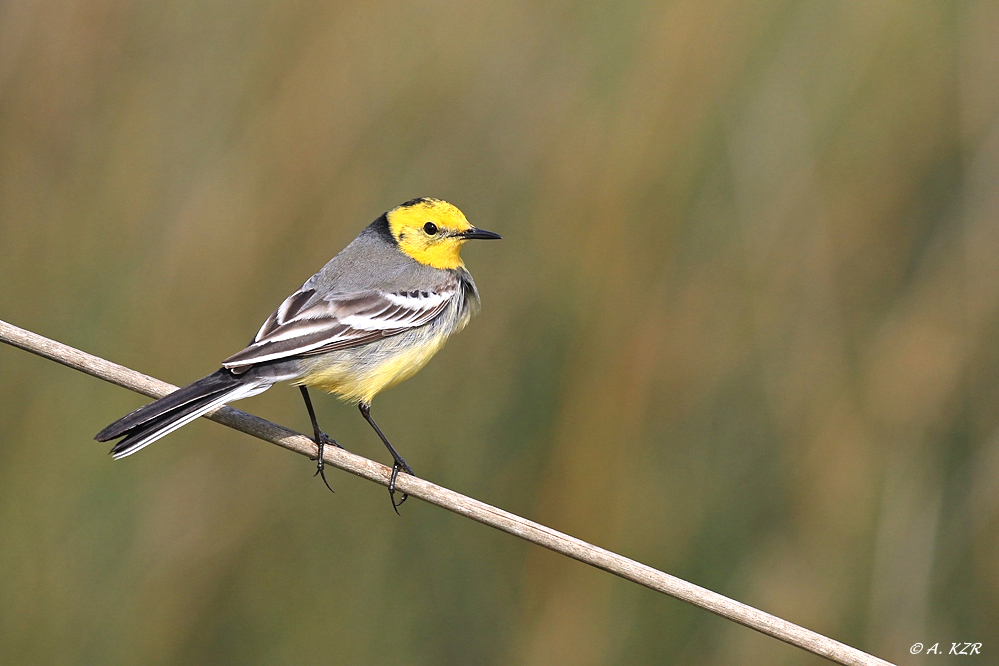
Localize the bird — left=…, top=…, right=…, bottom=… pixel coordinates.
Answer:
left=95, top=197, right=501, bottom=510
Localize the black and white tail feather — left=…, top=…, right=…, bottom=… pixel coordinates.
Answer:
left=95, top=369, right=273, bottom=459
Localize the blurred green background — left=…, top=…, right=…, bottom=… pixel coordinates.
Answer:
left=1, top=1, right=997, bottom=664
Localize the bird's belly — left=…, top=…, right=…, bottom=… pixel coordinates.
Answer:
left=299, top=328, right=452, bottom=404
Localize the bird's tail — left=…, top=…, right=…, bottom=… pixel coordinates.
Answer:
left=95, top=368, right=272, bottom=459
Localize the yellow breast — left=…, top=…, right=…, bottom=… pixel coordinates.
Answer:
left=298, top=329, right=452, bottom=404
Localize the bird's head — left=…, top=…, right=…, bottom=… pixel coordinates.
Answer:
left=387, top=198, right=501, bottom=269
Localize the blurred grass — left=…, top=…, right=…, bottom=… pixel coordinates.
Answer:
left=2, top=1, right=998, bottom=664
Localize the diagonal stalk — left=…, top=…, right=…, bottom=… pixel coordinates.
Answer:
left=0, top=318, right=894, bottom=666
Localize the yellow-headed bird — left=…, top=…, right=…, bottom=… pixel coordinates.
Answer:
left=96, top=198, right=501, bottom=510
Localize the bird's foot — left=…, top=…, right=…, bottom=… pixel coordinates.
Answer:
left=312, top=431, right=342, bottom=494
left=388, top=459, right=415, bottom=515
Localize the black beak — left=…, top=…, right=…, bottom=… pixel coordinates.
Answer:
left=460, top=227, right=502, bottom=240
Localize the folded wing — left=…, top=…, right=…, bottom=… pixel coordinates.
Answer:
left=222, top=284, right=455, bottom=369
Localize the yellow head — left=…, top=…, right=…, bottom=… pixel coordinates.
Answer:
left=387, top=198, right=501, bottom=269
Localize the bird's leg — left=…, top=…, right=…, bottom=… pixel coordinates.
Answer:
left=358, top=402, right=414, bottom=513
left=300, top=386, right=341, bottom=493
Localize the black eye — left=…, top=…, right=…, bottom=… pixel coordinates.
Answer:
left=423, top=222, right=438, bottom=235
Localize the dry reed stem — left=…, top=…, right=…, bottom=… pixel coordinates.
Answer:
left=0, top=318, right=894, bottom=666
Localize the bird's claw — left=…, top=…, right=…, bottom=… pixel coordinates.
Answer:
left=388, top=460, right=415, bottom=515
left=313, top=431, right=341, bottom=494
